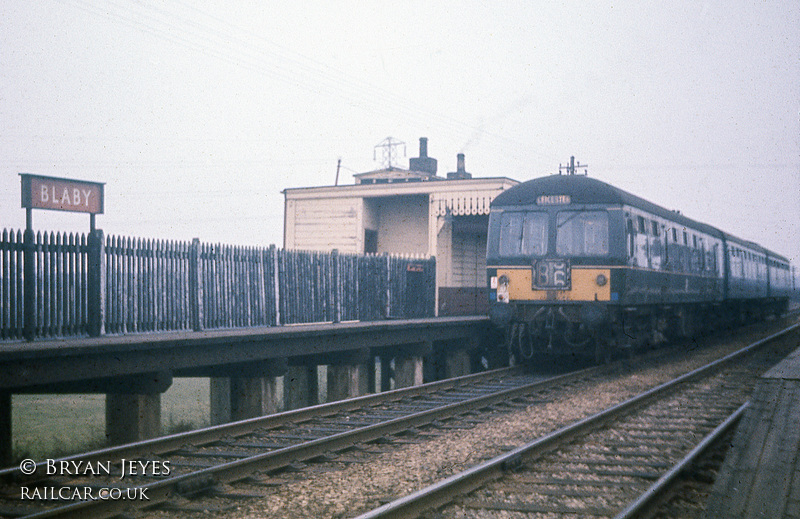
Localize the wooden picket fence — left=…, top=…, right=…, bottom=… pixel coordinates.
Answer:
left=0, top=229, right=435, bottom=340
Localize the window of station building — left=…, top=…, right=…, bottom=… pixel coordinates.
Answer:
left=672, top=228, right=678, bottom=242
left=693, top=235, right=698, bottom=248
left=651, top=220, right=660, bottom=237
left=683, top=231, right=688, bottom=245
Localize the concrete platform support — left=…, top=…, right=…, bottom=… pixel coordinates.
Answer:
left=327, top=363, right=370, bottom=402
left=284, top=365, right=319, bottom=410
left=210, top=376, right=281, bottom=425
left=367, top=356, right=377, bottom=394
left=0, top=393, right=10, bottom=466
left=445, top=349, right=471, bottom=379
left=209, top=360, right=287, bottom=425
left=106, top=393, right=161, bottom=445
left=230, top=377, right=279, bottom=421
left=210, top=377, right=232, bottom=425
left=380, top=357, right=392, bottom=392
left=395, top=356, right=424, bottom=388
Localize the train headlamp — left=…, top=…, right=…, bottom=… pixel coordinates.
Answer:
left=595, top=274, right=608, bottom=286
left=496, top=275, right=510, bottom=303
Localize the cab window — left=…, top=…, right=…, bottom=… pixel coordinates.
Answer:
left=498, top=211, right=548, bottom=257
left=556, top=211, right=609, bottom=256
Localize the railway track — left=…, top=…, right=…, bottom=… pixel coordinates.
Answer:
left=0, top=361, right=612, bottom=518
left=2, top=317, right=797, bottom=518
left=354, top=322, right=800, bottom=519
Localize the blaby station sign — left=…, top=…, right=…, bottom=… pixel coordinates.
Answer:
left=20, top=174, right=104, bottom=214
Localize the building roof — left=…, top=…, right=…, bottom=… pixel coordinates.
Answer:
left=283, top=176, right=519, bottom=217
left=353, top=167, right=439, bottom=184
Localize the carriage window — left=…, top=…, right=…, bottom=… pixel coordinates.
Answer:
left=556, top=211, right=609, bottom=256
left=700, top=240, right=706, bottom=270
left=627, top=219, right=635, bottom=257
left=497, top=211, right=548, bottom=257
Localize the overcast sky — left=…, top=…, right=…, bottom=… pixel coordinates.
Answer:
left=1, top=2, right=798, bottom=271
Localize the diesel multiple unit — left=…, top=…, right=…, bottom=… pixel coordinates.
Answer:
left=487, top=174, right=792, bottom=362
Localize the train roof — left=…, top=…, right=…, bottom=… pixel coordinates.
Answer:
left=491, top=174, right=790, bottom=263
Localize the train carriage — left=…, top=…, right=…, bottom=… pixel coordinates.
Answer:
left=487, top=173, right=791, bottom=363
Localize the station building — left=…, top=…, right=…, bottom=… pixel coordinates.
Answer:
left=283, top=138, right=518, bottom=315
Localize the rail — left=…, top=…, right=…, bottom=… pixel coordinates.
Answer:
left=354, top=322, right=800, bottom=519
left=0, top=365, right=610, bottom=518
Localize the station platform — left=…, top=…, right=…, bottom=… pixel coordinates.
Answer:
left=706, top=345, right=800, bottom=518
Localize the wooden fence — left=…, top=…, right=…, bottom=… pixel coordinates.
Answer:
left=0, top=229, right=435, bottom=340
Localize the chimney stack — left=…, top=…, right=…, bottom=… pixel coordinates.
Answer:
left=447, top=153, right=472, bottom=179
left=408, top=137, right=437, bottom=177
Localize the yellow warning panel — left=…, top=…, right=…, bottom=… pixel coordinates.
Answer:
left=495, top=267, right=611, bottom=302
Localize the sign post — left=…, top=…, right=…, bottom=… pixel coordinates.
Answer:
left=19, top=174, right=106, bottom=339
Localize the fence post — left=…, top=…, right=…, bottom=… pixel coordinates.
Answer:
left=429, top=257, right=436, bottom=317
left=270, top=245, right=281, bottom=326
left=332, top=249, right=340, bottom=323
left=384, top=253, right=391, bottom=319
left=190, top=238, right=204, bottom=331
left=23, top=226, right=35, bottom=341
left=87, top=229, right=105, bottom=337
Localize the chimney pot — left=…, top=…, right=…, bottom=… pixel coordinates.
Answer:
left=419, top=137, right=428, bottom=158
left=457, top=153, right=465, bottom=173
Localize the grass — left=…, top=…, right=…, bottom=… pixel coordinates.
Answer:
left=12, top=378, right=210, bottom=462
left=13, top=393, right=108, bottom=460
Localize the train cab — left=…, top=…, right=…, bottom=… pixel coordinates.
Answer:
left=486, top=175, right=629, bottom=360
